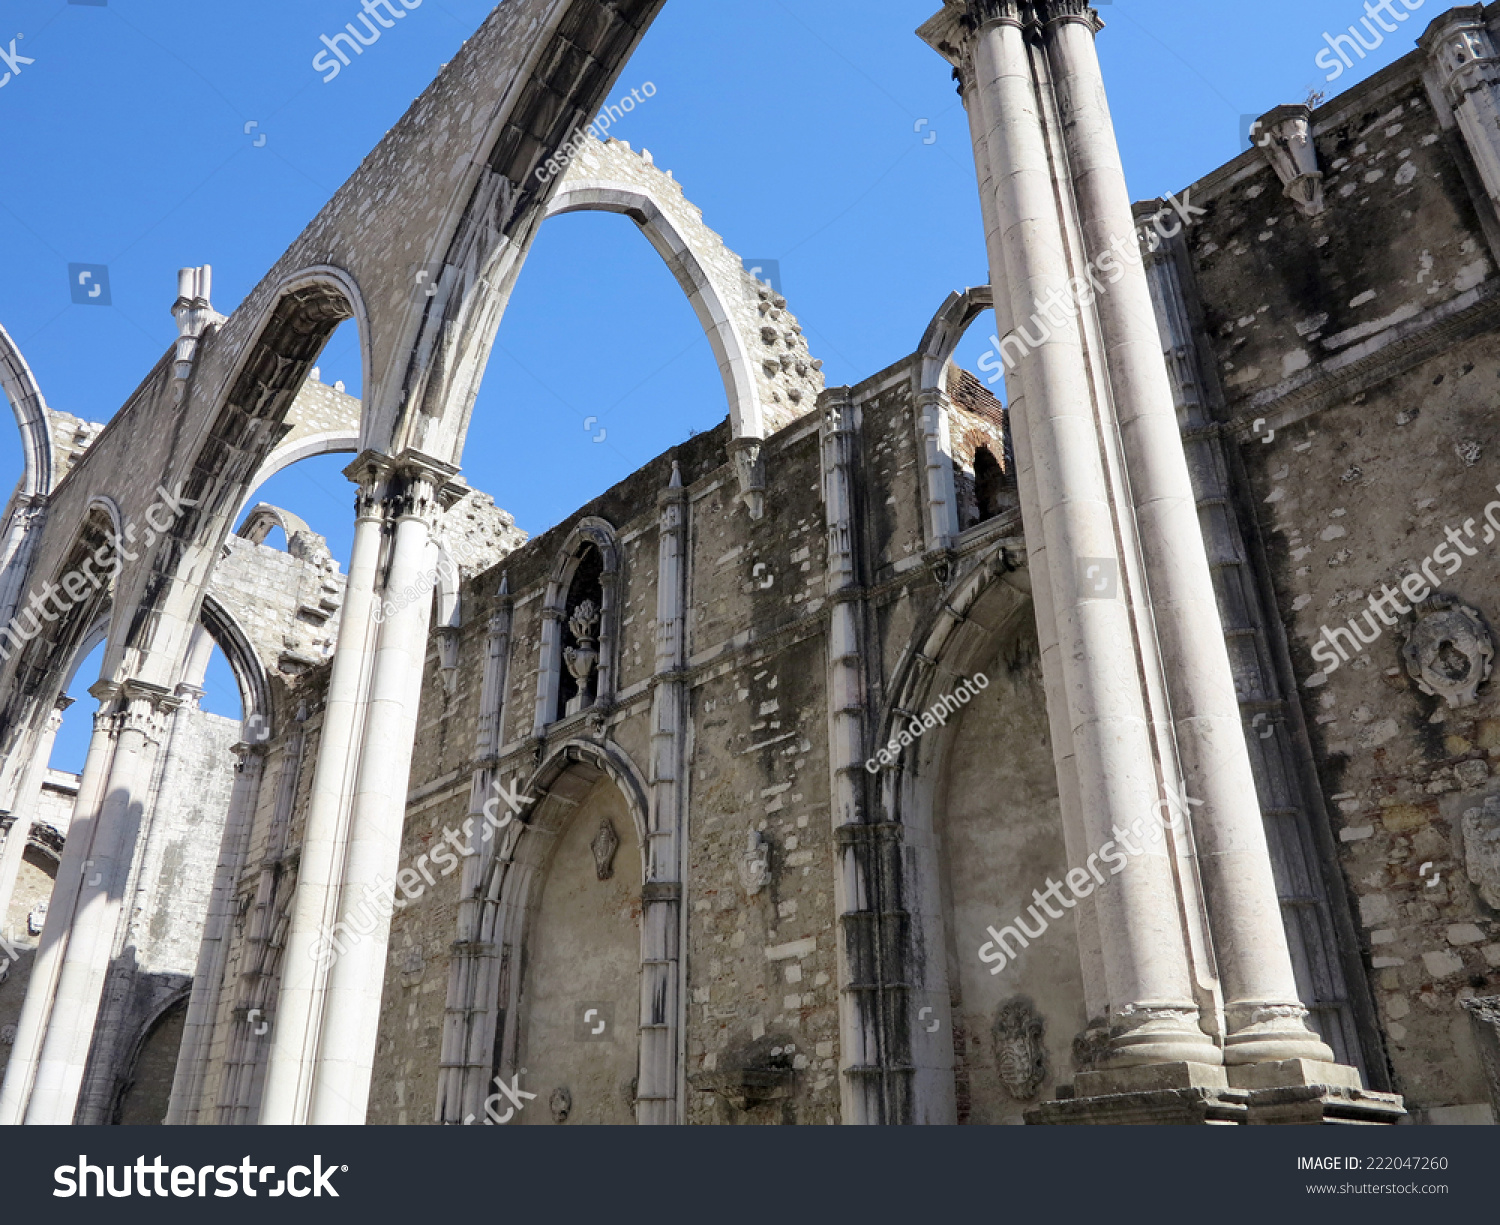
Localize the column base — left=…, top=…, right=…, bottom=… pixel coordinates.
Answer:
left=1024, top=1059, right=1405, bottom=1125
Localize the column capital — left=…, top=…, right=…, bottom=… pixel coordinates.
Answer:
left=1035, top=0, right=1103, bottom=35
left=345, top=449, right=465, bottom=526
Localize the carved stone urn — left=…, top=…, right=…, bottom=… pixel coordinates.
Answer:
left=563, top=598, right=601, bottom=715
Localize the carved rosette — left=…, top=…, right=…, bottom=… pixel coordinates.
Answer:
left=1403, top=601, right=1494, bottom=708
left=992, top=997, right=1048, bottom=1101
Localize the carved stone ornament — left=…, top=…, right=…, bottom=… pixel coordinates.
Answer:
left=549, top=1086, right=572, bottom=1124
left=992, top=996, right=1047, bottom=1101
left=591, top=817, right=620, bottom=881
left=1462, top=794, right=1500, bottom=910
left=728, top=437, right=766, bottom=520
left=563, top=598, right=601, bottom=689
left=1403, top=601, right=1493, bottom=708
left=1251, top=104, right=1325, bottom=218
left=738, top=830, right=770, bottom=897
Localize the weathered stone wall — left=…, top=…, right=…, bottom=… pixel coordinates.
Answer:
left=1182, top=48, right=1500, bottom=1122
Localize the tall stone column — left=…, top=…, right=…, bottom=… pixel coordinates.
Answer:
left=923, top=0, right=1213, bottom=1069
left=21, top=681, right=177, bottom=1124
left=957, top=21, right=1109, bottom=1030
left=0, top=696, right=69, bottom=932
left=0, top=690, right=116, bottom=1123
left=262, top=451, right=461, bottom=1125
left=260, top=461, right=387, bottom=1125
left=1037, top=5, right=1330, bottom=1066
left=166, top=739, right=268, bottom=1125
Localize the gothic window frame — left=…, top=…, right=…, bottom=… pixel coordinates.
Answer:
left=533, top=517, right=621, bottom=734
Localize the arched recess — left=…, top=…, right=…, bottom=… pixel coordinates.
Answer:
left=912, top=287, right=1003, bottom=549
left=109, top=989, right=191, bottom=1125
left=872, top=552, right=1087, bottom=1125
left=0, top=321, right=55, bottom=501
left=533, top=517, right=621, bottom=733
left=486, top=739, right=654, bottom=1125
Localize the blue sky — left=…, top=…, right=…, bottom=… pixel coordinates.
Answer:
left=0, top=0, right=1435, bottom=767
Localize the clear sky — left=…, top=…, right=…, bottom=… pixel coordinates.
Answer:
left=0, top=0, right=1436, bottom=767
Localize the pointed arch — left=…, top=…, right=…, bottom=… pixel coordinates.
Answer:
left=0, top=321, right=55, bottom=501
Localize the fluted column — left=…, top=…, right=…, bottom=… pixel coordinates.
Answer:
left=1039, top=2, right=1331, bottom=1065
left=22, top=682, right=178, bottom=1123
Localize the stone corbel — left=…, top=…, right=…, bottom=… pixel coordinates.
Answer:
left=1251, top=104, right=1325, bottom=218
left=1420, top=7, right=1500, bottom=212
left=727, top=437, right=766, bottom=520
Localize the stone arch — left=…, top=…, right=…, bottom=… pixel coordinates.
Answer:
left=534, top=517, right=622, bottom=732
left=0, top=321, right=54, bottom=501
left=912, top=287, right=996, bottom=550
left=873, top=551, right=1085, bottom=1124
left=485, top=738, right=652, bottom=1124
left=123, top=270, right=366, bottom=692
left=109, top=988, right=191, bottom=1125
left=198, top=593, right=271, bottom=738
left=546, top=141, right=824, bottom=443
left=0, top=505, right=120, bottom=794
left=235, top=504, right=315, bottom=549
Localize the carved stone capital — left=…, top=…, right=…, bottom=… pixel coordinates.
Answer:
left=1251, top=104, right=1325, bottom=218
left=345, top=449, right=464, bottom=526
left=1035, top=0, right=1103, bottom=35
